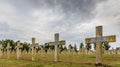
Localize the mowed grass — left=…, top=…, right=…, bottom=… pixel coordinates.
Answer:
left=0, top=52, right=120, bottom=67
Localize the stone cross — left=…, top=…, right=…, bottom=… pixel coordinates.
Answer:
left=54, top=33, right=59, bottom=62
left=31, top=37, right=36, bottom=61
left=85, top=26, right=116, bottom=65
left=49, top=33, right=65, bottom=62
left=7, top=42, right=11, bottom=59
left=16, top=41, right=21, bottom=60
left=0, top=44, right=3, bottom=58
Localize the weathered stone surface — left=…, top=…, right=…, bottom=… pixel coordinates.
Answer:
left=31, top=37, right=36, bottom=61
left=85, top=26, right=116, bottom=64
left=7, top=42, right=11, bottom=59
left=16, top=41, right=21, bottom=60
left=0, top=44, right=3, bottom=58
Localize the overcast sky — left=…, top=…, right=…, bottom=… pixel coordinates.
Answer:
left=0, top=0, right=120, bottom=49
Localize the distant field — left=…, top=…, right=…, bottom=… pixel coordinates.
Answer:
left=0, top=52, right=120, bottom=67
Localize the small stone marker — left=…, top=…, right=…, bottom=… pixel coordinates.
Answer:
left=16, top=41, right=21, bottom=59
left=50, top=33, right=66, bottom=62
left=7, top=42, right=11, bottom=59
left=85, top=26, right=116, bottom=65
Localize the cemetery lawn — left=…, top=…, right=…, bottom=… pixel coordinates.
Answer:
left=0, top=53, right=120, bottom=67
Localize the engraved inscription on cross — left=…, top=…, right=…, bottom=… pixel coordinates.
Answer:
left=49, top=33, right=66, bottom=62
left=85, top=26, right=116, bottom=65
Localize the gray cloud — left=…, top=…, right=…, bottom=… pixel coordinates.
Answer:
left=0, top=22, right=10, bottom=32
left=5, top=0, right=104, bottom=21
left=1, top=0, right=105, bottom=32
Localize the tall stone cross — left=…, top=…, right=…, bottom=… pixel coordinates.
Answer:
left=7, top=42, right=11, bottom=59
left=0, top=44, right=3, bottom=58
left=16, top=41, right=22, bottom=60
left=31, top=37, right=36, bottom=61
left=49, top=33, right=65, bottom=62
left=85, top=26, right=116, bottom=64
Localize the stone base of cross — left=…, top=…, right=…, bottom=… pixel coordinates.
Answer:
left=85, top=26, right=116, bottom=65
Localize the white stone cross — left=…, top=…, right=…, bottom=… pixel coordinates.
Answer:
left=49, top=33, right=65, bottom=62
left=85, top=26, right=116, bottom=65
left=16, top=41, right=21, bottom=60
left=7, top=42, right=11, bottom=59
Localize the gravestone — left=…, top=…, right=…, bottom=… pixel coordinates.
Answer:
left=85, top=26, right=116, bottom=65
left=7, top=42, right=11, bottom=59
left=49, top=33, right=65, bottom=62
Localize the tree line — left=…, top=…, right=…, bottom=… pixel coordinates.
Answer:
left=0, top=39, right=111, bottom=53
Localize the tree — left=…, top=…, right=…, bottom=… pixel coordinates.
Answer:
left=9, top=40, right=16, bottom=51
left=63, top=46, right=67, bottom=50
left=22, top=42, right=30, bottom=52
left=80, top=43, right=84, bottom=49
left=59, top=45, right=64, bottom=53
left=103, top=42, right=110, bottom=50
left=68, top=44, right=73, bottom=50
left=44, top=43, right=49, bottom=53
left=74, top=44, right=77, bottom=53
left=85, top=43, right=91, bottom=51
left=1, top=39, right=16, bottom=52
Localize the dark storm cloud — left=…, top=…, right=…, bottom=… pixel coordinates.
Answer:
left=6, top=0, right=105, bottom=21
left=2, top=0, right=106, bottom=34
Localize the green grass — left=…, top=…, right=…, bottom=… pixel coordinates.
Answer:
left=0, top=52, right=120, bottom=67
left=0, top=59, right=96, bottom=67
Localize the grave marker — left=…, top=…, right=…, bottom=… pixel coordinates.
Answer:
left=31, top=37, right=36, bottom=61
left=0, top=44, right=3, bottom=58
left=50, top=33, right=66, bottom=62
left=16, top=41, right=21, bottom=60
left=7, top=42, right=11, bottom=59
left=85, top=26, right=116, bottom=64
